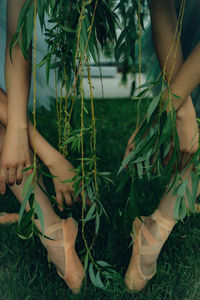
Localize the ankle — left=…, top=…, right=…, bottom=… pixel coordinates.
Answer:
left=43, top=216, right=61, bottom=231
left=145, top=216, right=162, bottom=242
left=157, top=207, right=176, bottom=223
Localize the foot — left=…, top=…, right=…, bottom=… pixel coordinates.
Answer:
left=41, top=217, right=84, bottom=294
left=41, top=220, right=66, bottom=276
left=139, top=215, right=167, bottom=277
left=125, top=209, right=176, bottom=291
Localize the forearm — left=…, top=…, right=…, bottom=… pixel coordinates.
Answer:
left=149, top=0, right=183, bottom=82
left=5, top=0, right=30, bottom=128
left=0, top=89, right=58, bottom=167
left=149, top=0, right=194, bottom=112
left=28, top=122, right=60, bottom=168
left=169, top=42, right=200, bottom=111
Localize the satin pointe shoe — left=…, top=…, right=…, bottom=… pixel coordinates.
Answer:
left=125, top=209, right=176, bottom=292
left=42, top=217, right=85, bottom=294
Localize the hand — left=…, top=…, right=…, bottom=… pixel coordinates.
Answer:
left=48, top=153, right=76, bottom=210
left=0, top=126, right=32, bottom=194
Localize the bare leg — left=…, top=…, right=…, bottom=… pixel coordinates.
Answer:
left=140, top=166, right=198, bottom=277
left=0, top=122, right=79, bottom=281
left=0, top=122, right=84, bottom=293
left=138, top=0, right=200, bottom=276
left=125, top=0, right=200, bottom=290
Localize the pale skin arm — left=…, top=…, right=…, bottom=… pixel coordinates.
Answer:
left=149, top=0, right=199, bottom=161
left=150, top=0, right=199, bottom=157
left=125, top=0, right=199, bottom=158
left=0, top=0, right=32, bottom=192
left=0, top=88, right=76, bottom=210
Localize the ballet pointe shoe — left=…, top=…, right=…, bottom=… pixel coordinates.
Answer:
left=125, top=209, right=176, bottom=292
left=42, top=217, right=85, bottom=294
left=0, top=212, right=19, bottom=224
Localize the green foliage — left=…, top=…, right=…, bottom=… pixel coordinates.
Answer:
left=119, top=82, right=200, bottom=222
left=10, top=0, right=200, bottom=291
left=0, top=99, right=200, bottom=298
left=10, top=0, right=148, bottom=83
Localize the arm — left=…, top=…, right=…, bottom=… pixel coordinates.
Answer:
left=0, top=0, right=32, bottom=194
left=150, top=0, right=199, bottom=157
left=6, top=0, right=31, bottom=128
left=149, top=0, right=194, bottom=111
left=0, top=88, right=75, bottom=210
left=125, top=0, right=199, bottom=159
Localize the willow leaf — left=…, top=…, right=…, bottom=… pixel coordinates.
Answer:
left=19, top=186, right=34, bottom=223
left=147, top=94, right=160, bottom=122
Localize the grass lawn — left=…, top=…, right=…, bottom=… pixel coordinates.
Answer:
left=0, top=98, right=200, bottom=300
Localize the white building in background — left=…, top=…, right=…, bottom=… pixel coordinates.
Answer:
left=83, top=70, right=146, bottom=99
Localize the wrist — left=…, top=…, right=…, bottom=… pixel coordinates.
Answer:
left=7, top=115, right=28, bottom=130
left=42, top=147, right=61, bottom=169
left=7, top=122, right=28, bottom=132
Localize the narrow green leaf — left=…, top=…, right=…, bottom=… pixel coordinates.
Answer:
left=84, top=203, right=96, bottom=222
left=118, top=151, right=135, bottom=174
left=174, top=196, right=182, bottom=220
left=96, top=272, right=105, bottom=290
left=89, top=263, right=97, bottom=286
left=186, top=187, right=195, bottom=213
left=22, top=165, right=34, bottom=173
left=35, top=201, right=45, bottom=235
left=18, top=208, right=34, bottom=236
left=22, top=172, right=34, bottom=197
left=97, top=261, right=112, bottom=268
left=40, top=169, right=58, bottom=178
left=147, top=94, right=160, bottom=122
left=84, top=251, right=89, bottom=272
left=191, top=171, right=199, bottom=199
left=95, top=212, right=100, bottom=235
left=17, top=0, right=32, bottom=29
left=177, top=178, right=189, bottom=197
left=60, top=25, right=76, bottom=33
left=136, top=162, right=143, bottom=179
left=25, top=3, right=34, bottom=50
left=19, top=186, right=34, bottom=223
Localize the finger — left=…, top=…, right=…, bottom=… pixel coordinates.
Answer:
left=16, top=164, right=24, bottom=185
left=0, top=167, right=7, bottom=195
left=7, top=167, right=16, bottom=186
left=64, top=192, right=73, bottom=206
left=56, top=192, right=63, bottom=211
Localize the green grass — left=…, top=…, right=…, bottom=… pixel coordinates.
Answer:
left=0, top=98, right=200, bottom=300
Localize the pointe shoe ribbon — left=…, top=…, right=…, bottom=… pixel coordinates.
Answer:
left=43, top=217, right=85, bottom=294
left=125, top=209, right=176, bottom=292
